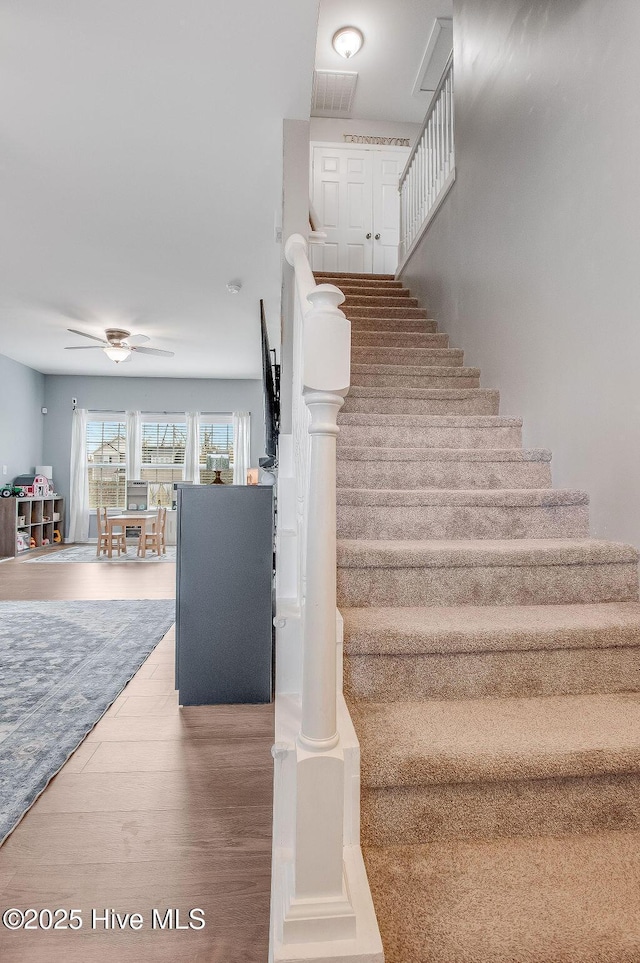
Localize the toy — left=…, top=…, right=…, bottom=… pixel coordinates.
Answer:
left=53, top=529, right=62, bottom=543
left=13, top=474, right=54, bottom=497
left=29, top=537, right=36, bottom=549
left=1, top=485, right=24, bottom=498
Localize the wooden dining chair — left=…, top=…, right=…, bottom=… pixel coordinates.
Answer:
left=137, top=506, right=167, bottom=557
left=96, top=506, right=126, bottom=557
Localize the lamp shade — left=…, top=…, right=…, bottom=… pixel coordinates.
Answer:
left=104, top=345, right=131, bottom=362
left=207, top=454, right=230, bottom=471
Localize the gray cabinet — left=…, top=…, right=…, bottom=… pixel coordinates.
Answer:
left=175, top=484, right=274, bottom=705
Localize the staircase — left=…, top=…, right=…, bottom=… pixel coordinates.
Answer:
left=315, top=270, right=640, bottom=962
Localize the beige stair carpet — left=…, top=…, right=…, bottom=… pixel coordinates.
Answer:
left=318, top=270, right=640, bottom=962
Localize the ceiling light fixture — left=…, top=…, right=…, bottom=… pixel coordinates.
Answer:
left=103, top=344, right=131, bottom=363
left=332, top=26, right=364, bottom=60
left=226, top=281, right=242, bottom=295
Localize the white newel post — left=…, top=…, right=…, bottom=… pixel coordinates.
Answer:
left=281, top=238, right=356, bottom=943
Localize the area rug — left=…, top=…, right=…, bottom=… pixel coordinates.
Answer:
left=0, top=599, right=175, bottom=844
left=25, top=544, right=176, bottom=563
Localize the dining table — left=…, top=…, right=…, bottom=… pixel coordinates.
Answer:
left=105, top=511, right=158, bottom=558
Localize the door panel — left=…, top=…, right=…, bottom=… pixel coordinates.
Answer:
left=372, top=150, right=410, bottom=274
left=311, top=146, right=373, bottom=273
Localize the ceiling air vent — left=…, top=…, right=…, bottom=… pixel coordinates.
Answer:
left=312, top=69, right=358, bottom=117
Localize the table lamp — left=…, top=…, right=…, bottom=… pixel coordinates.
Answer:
left=206, top=454, right=230, bottom=484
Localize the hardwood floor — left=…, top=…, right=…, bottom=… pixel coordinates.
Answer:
left=0, top=555, right=274, bottom=962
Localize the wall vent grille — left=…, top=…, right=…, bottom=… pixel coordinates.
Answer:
left=312, top=69, right=358, bottom=116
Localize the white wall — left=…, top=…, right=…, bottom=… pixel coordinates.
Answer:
left=0, top=353, right=44, bottom=482
left=310, top=117, right=421, bottom=147
left=401, top=0, right=640, bottom=548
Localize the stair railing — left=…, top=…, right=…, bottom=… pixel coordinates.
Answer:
left=279, top=232, right=356, bottom=942
left=398, top=51, right=455, bottom=268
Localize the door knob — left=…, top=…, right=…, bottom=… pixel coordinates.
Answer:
left=375, top=233, right=381, bottom=240
left=366, top=233, right=372, bottom=239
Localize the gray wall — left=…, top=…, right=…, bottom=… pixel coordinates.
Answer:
left=0, top=353, right=45, bottom=482
left=43, top=375, right=264, bottom=513
left=402, top=0, right=640, bottom=547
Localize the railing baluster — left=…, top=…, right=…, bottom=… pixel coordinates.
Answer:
left=398, top=53, right=454, bottom=264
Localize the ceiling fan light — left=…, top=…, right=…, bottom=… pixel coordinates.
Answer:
left=104, top=345, right=131, bottom=363
left=332, top=26, right=364, bottom=59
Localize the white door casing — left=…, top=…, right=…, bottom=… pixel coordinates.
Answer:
left=310, top=143, right=410, bottom=275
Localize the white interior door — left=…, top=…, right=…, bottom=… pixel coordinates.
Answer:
left=372, top=150, right=410, bottom=274
left=311, top=146, right=373, bottom=274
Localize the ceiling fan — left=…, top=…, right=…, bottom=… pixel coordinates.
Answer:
left=65, top=328, right=175, bottom=363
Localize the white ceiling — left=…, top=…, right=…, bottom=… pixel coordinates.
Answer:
left=0, top=0, right=319, bottom=378
left=314, top=0, right=453, bottom=124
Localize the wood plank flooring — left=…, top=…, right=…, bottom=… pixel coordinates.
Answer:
left=0, top=553, right=274, bottom=962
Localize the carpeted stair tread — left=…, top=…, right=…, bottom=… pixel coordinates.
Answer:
left=352, top=362, right=479, bottom=376
left=337, top=537, right=636, bottom=568
left=352, top=692, right=640, bottom=788
left=337, top=446, right=551, bottom=463
left=335, top=285, right=411, bottom=298
left=337, top=488, right=588, bottom=507
left=342, top=601, right=640, bottom=655
left=351, top=347, right=464, bottom=366
left=346, top=306, right=430, bottom=319
left=344, top=295, right=419, bottom=308
left=314, top=271, right=396, bottom=281
left=338, top=414, right=521, bottom=428
left=351, top=331, right=450, bottom=348
left=349, top=317, right=438, bottom=333
left=363, top=831, right=640, bottom=963
left=342, top=386, right=500, bottom=415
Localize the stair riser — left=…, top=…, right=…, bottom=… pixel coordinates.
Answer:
left=351, top=347, right=463, bottom=367
left=338, top=287, right=410, bottom=298
left=360, top=772, right=640, bottom=846
left=346, top=307, right=429, bottom=319
left=349, top=318, right=437, bottom=333
left=342, top=394, right=499, bottom=415
left=315, top=272, right=395, bottom=281
left=336, top=460, right=552, bottom=490
left=351, top=372, right=481, bottom=389
left=337, top=503, right=589, bottom=539
left=351, top=333, right=449, bottom=348
left=344, top=296, right=418, bottom=308
left=345, top=644, right=636, bottom=703
left=337, top=561, right=639, bottom=607
left=337, top=425, right=522, bottom=449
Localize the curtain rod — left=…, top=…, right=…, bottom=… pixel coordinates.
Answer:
left=84, top=409, right=233, bottom=415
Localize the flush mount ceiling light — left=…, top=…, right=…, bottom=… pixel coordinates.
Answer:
left=332, top=26, right=364, bottom=60
left=226, top=281, right=242, bottom=295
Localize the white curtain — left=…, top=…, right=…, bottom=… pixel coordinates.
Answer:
left=68, top=407, right=90, bottom=542
left=125, top=410, right=142, bottom=480
left=233, top=411, right=250, bottom=485
left=184, top=411, right=201, bottom=483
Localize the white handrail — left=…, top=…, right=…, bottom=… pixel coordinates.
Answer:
left=399, top=52, right=455, bottom=266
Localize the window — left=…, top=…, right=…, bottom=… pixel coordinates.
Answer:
left=86, top=419, right=127, bottom=509
left=200, top=419, right=234, bottom=484
left=85, top=412, right=236, bottom=510
left=141, top=421, right=186, bottom=508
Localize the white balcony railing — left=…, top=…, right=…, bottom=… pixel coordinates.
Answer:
left=398, top=52, right=455, bottom=267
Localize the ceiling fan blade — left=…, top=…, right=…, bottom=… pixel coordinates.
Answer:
left=125, top=334, right=150, bottom=346
left=67, top=328, right=107, bottom=344
left=132, top=346, right=175, bottom=357
left=64, top=345, right=106, bottom=350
